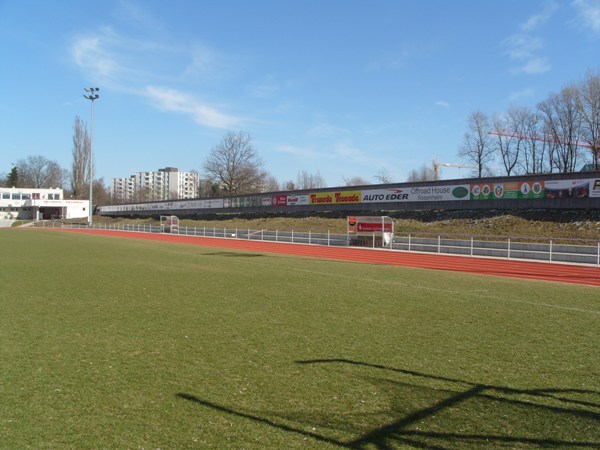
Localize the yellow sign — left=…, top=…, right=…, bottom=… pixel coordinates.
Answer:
left=309, top=191, right=361, bottom=204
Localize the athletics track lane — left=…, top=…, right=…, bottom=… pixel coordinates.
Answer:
left=57, top=228, right=600, bottom=287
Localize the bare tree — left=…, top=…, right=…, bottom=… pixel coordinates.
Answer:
left=491, top=113, right=514, bottom=176
left=538, top=86, right=583, bottom=172
left=282, top=180, right=296, bottom=191
left=458, top=111, right=494, bottom=177
left=517, top=109, right=548, bottom=174
left=577, top=71, right=600, bottom=169
left=92, top=178, right=111, bottom=206
left=406, top=163, right=436, bottom=182
left=197, top=179, right=221, bottom=198
left=70, top=116, right=91, bottom=198
left=131, top=186, right=151, bottom=203
left=260, top=174, right=280, bottom=192
left=296, top=170, right=327, bottom=189
left=342, top=175, right=370, bottom=186
left=16, top=155, right=68, bottom=188
left=373, top=168, right=393, bottom=184
left=203, top=131, right=266, bottom=195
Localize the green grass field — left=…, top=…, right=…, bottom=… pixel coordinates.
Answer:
left=1, top=229, right=599, bottom=449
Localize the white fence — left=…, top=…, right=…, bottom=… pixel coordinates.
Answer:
left=34, top=221, right=600, bottom=267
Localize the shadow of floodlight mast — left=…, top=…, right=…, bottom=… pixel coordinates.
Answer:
left=176, top=358, right=600, bottom=449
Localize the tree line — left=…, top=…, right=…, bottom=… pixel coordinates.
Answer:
left=407, top=70, right=599, bottom=182
left=0, top=116, right=111, bottom=204
left=196, top=130, right=392, bottom=198
left=460, top=71, right=599, bottom=178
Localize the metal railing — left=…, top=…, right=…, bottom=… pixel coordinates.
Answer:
left=34, top=221, right=600, bottom=267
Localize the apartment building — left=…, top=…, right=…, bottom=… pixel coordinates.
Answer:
left=111, top=167, right=199, bottom=203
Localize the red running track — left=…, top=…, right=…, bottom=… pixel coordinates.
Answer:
left=57, top=228, right=600, bottom=287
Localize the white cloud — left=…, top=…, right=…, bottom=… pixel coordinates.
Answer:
left=435, top=101, right=450, bottom=109
left=145, top=86, right=241, bottom=129
left=333, top=141, right=387, bottom=167
left=502, top=34, right=544, bottom=60
left=69, top=4, right=247, bottom=131
left=502, top=7, right=553, bottom=77
left=572, top=0, right=600, bottom=33
left=520, top=1, right=558, bottom=31
left=507, top=89, right=535, bottom=102
left=308, top=123, right=351, bottom=137
left=247, top=75, right=281, bottom=98
left=512, top=57, right=552, bottom=74
left=183, top=44, right=232, bottom=81
left=71, top=36, right=120, bottom=79
left=114, top=0, right=164, bottom=32
left=277, top=144, right=320, bottom=158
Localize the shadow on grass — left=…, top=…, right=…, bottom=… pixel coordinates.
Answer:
left=177, top=358, right=600, bottom=449
left=204, top=251, right=263, bottom=257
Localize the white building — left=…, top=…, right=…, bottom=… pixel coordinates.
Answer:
left=112, top=167, right=199, bottom=203
left=0, top=187, right=89, bottom=220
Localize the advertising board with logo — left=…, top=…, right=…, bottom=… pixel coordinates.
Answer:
left=471, top=181, right=544, bottom=200
left=361, top=185, right=469, bottom=203
left=309, top=191, right=361, bottom=204
left=286, top=194, right=309, bottom=206
left=544, top=179, right=591, bottom=199
left=591, top=179, right=600, bottom=198
left=186, top=198, right=225, bottom=209
left=271, top=195, right=287, bottom=206
left=347, top=216, right=394, bottom=234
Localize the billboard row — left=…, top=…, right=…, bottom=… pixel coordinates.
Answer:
left=98, top=177, right=600, bottom=214
left=470, top=178, right=600, bottom=200
left=271, top=178, right=599, bottom=206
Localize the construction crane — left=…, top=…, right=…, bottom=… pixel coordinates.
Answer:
left=488, top=130, right=596, bottom=149
left=489, top=130, right=599, bottom=162
left=432, top=159, right=475, bottom=180
left=489, top=129, right=600, bottom=171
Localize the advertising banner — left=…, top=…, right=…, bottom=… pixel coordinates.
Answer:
left=357, top=222, right=393, bottom=232
left=347, top=216, right=394, bottom=234
left=361, top=185, right=469, bottom=203
left=309, top=190, right=361, bottom=204
left=471, top=181, right=544, bottom=200
left=590, top=179, right=600, bottom=198
left=188, top=198, right=224, bottom=209
left=286, top=194, right=309, bottom=206
left=271, top=195, right=287, bottom=206
left=544, top=179, right=591, bottom=199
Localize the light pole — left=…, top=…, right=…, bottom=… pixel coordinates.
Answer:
left=83, top=87, right=99, bottom=226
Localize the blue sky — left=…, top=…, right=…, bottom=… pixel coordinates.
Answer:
left=1, top=0, right=599, bottom=187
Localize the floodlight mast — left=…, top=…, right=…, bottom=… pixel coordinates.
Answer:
left=83, top=88, right=99, bottom=226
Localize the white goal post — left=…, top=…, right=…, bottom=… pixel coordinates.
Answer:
left=347, top=216, right=394, bottom=248
left=160, top=215, right=180, bottom=234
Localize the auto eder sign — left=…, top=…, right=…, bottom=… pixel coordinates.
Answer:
left=361, top=185, right=469, bottom=203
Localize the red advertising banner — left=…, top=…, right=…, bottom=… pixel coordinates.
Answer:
left=357, top=222, right=393, bottom=232
left=271, top=195, right=287, bottom=206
